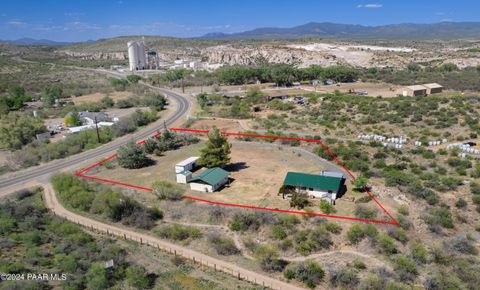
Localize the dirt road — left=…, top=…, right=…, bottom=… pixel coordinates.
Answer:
left=42, top=183, right=307, bottom=290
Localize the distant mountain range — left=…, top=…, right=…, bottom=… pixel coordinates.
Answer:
left=202, top=22, right=480, bottom=39
left=0, top=38, right=78, bottom=46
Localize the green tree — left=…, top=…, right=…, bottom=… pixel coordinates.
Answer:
left=126, top=265, right=151, bottom=289
left=0, top=112, right=46, bottom=149
left=117, top=140, right=151, bottom=169
left=197, top=93, right=208, bottom=109
left=8, top=85, right=25, bottom=99
left=198, top=127, right=231, bottom=168
left=65, top=111, right=82, bottom=127
left=85, top=263, right=109, bottom=290
left=353, top=176, right=369, bottom=191
left=43, top=86, right=63, bottom=107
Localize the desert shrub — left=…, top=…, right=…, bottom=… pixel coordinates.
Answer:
left=397, top=205, right=409, bottom=216
left=324, top=222, right=342, bottom=234
left=448, top=236, right=478, bottom=255
left=355, top=195, right=372, bottom=203
left=455, top=198, right=467, bottom=208
left=347, top=225, right=365, bottom=244
left=377, top=234, right=397, bottom=254
left=319, top=199, right=336, bottom=214
left=271, top=225, right=288, bottom=240
left=125, top=265, right=152, bottom=289
left=294, top=227, right=333, bottom=255
left=426, top=207, right=454, bottom=229
left=388, top=228, right=408, bottom=244
left=357, top=273, right=385, bottom=290
left=208, top=206, right=227, bottom=223
left=151, top=181, right=184, bottom=201
left=155, top=223, right=201, bottom=242
left=207, top=233, right=239, bottom=255
left=278, top=213, right=300, bottom=228
left=363, top=224, right=379, bottom=239
left=424, top=273, right=465, bottom=290
left=409, top=241, right=427, bottom=264
left=392, top=255, right=417, bottom=281
left=89, top=188, right=162, bottom=229
left=354, top=205, right=377, bottom=219
left=284, top=260, right=325, bottom=288
left=228, top=212, right=261, bottom=231
left=329, top=267, right=359, bottom=287
left=470, top=182, right=480, bottom=194
left=254, top=244, right=287, bottom=272
left=51, top=174, right=95, bottom=211
left=289, top=192, right=310, bottom=209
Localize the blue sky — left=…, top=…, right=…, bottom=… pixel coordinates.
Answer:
left=0, top=0, right=479, bottom=41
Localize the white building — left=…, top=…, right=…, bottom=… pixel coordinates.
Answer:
left=127, top=41, right=147, bottom=71
left=175, top=157, right=199, bottom=173
left=189, top=167, right=230, bottom=192
left=282, top=171, right=346, bottom=204
left=176, top=170, right=193, bottom=184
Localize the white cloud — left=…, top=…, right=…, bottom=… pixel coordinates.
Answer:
left=357, top=3, right=383, bottom=8
left=6, top=20, right=26, bottom=26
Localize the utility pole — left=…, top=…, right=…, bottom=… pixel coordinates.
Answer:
left=94, top=116, right=101, bottom=143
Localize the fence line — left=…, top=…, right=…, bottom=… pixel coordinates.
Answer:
left=51, top=210, right=295, bottom=290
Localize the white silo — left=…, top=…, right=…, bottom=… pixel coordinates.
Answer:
left=128, top=41, right=138, bottom=71
left=127, top=41, right=147, bottom=71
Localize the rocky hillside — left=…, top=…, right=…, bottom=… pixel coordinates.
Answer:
left=56, top=36, right=480, bottom=69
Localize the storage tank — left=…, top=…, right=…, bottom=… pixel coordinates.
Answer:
left=127, top=41, right=138, bottom=71
left=127, top=41, right=146, bottom=71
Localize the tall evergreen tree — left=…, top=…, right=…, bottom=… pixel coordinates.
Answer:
left=117, top=140, right=151, bottom=169
left=199, top=127, right=231, bottom=168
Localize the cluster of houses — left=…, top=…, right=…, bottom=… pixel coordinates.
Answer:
left=174, top=155, right=346, bottom=205
left=397, top=83, right=443, bottom=97
left=65, top=111, right=117, bottom=134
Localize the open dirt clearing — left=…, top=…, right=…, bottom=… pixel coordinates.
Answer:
left=70, top=91, right=133, bottom=104
left=303, top=81, right=400, bottom=97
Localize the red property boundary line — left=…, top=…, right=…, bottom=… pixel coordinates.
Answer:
left=76, top=128, right=399, bottom=226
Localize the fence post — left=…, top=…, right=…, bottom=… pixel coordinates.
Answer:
left=140, top=238, right=142, bottom=244
left=214, top=264, right=216, bottom=271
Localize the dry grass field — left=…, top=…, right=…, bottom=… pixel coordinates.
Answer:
left=70, top=91, right=133, bottom=104
left=88, top=141, right=382, bottom=217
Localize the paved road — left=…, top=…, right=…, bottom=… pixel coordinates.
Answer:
left=0, top=86, right=190, bottom=193
left=42, top=183, right=307, bottom=290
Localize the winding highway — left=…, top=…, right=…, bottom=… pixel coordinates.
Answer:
left=0, top=86, right=191, bottom=193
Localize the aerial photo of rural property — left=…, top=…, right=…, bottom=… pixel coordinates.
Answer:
left=2, top=0, right=480, bottom=289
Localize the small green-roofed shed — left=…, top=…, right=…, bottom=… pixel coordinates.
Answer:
left=283, top=172, right=343, bottom=192
left=191, top=167, right=229, bottom=186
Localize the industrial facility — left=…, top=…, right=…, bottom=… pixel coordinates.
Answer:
left=127, top=40, right=159, bottom=71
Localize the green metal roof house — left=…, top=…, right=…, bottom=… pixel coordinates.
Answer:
left=190, top=167, right=230, bottom=192
left=283, top=171, right=346, bottom=203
